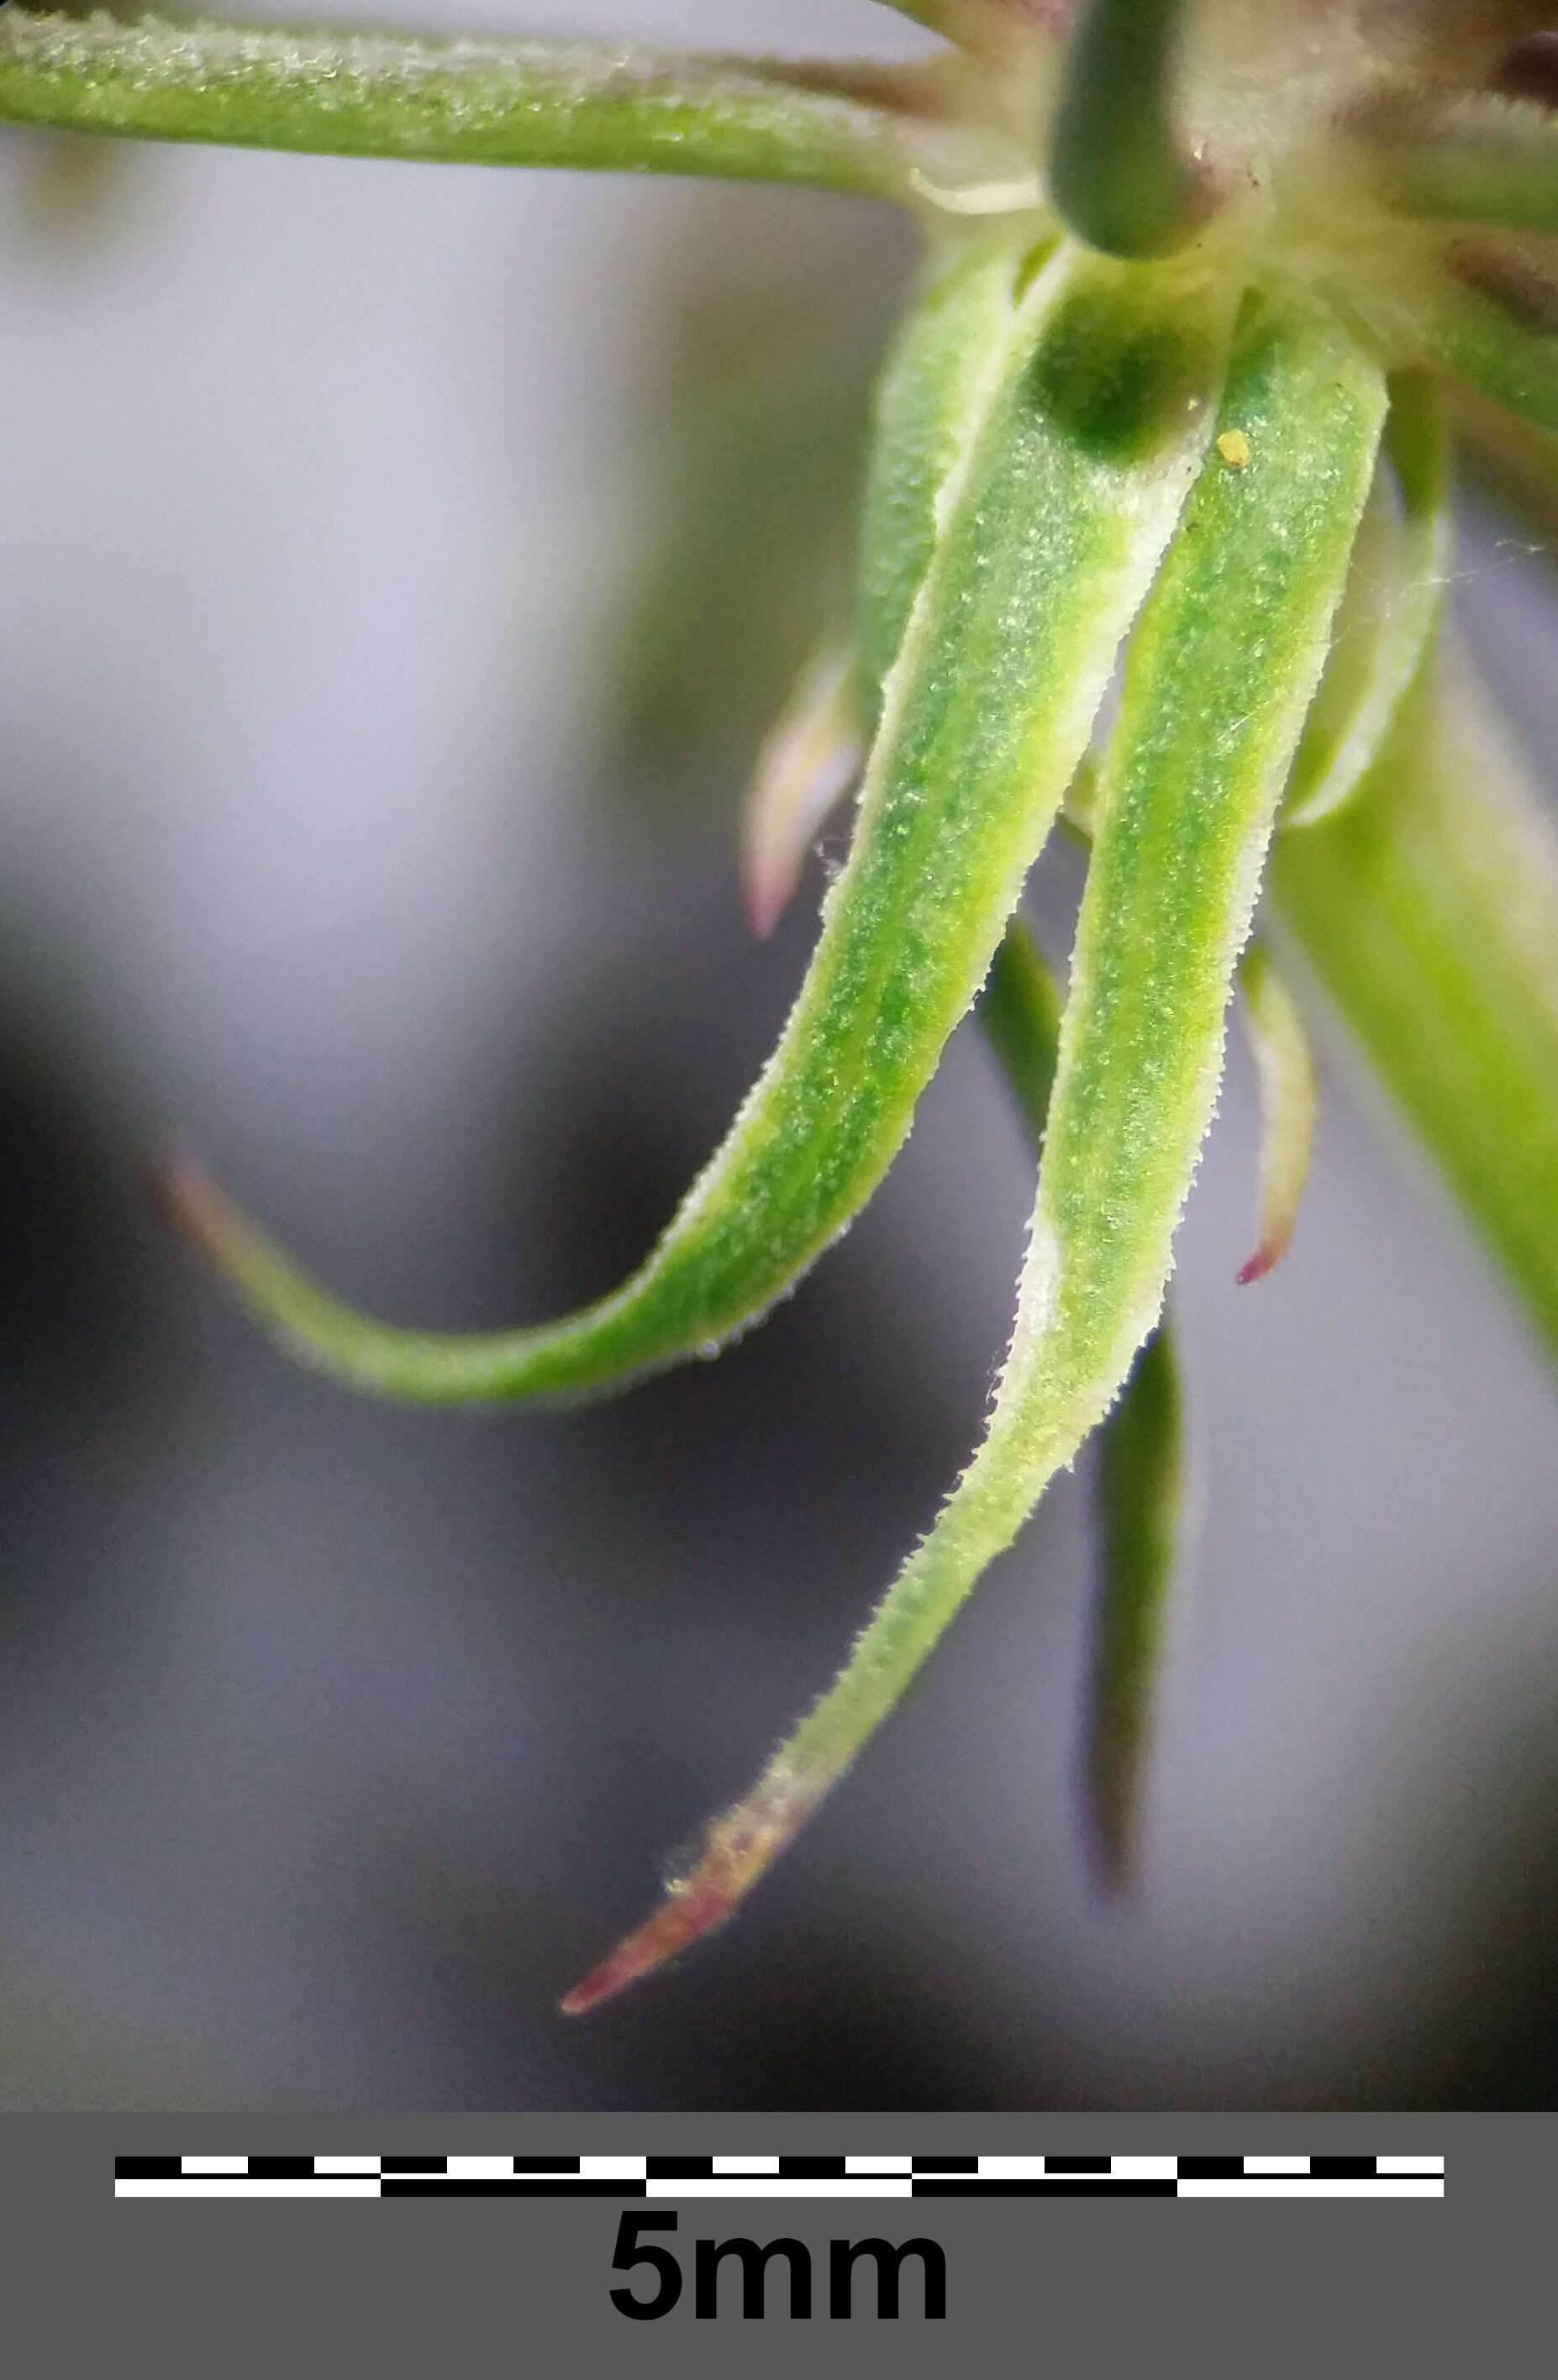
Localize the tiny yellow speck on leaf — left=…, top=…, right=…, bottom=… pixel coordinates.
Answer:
left=1217, top=428, right=1252, bottom=470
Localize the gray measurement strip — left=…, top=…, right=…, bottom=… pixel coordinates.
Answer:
left=115, top=2153, right=1445, bottom=2200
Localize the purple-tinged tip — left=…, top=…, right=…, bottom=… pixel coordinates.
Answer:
left=1235, top=1236, right=1285, bottom=1286
left=560, top=1784, right=818, bottom=2015
left=741, top=859, right=789, bottom=943
left=559, top=1868, right=740, bottom=2015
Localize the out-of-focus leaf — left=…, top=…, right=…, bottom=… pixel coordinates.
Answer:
left=1271, top=639, right=1558, bottom=1362
left=976, top=913, right=1066, bottom=1145
left=740, top=636, right=862, bottom=938
left=1376, top=92, right=1558, bottom=237
left=605, top=195, right=909, bottom=808
left=1450, top=375, right=1558, bottom=549
left=1416, top=240, right=1558, bottom=434
left=1085, top=1322, right=1182, bottom=1889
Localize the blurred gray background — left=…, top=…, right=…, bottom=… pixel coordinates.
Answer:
left=0, top=0, right=1555, bottom=2109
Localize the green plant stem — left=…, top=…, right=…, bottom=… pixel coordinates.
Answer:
left=1049, top=0, right=1200, bottom=258
left=0, top=11, right=941, bottom=197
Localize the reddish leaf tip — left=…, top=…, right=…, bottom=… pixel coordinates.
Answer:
left=560, top=1778, right=819, bottom=2014
left=1235, top=1232, right=1287, bottom=1286
left=741, top=863, right=787, bottom=943
left=559, top=1868, right=740, bottom=2015
left=149, top=1144, right=248, bottom=1268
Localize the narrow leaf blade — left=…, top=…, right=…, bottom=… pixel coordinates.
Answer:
left=0, top=12, right=988, bottom=200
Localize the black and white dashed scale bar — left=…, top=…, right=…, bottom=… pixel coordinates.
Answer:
left=116, top=2152, right=1445, bottom=2200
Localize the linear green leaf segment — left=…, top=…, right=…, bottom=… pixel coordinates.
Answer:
left=978, top=919, right=1185, bottom=1889
left=1272, top=643, right=1558, bottom=1362
left=0, top=9, right=982, bottom=197
left=169, top=240, right=1226, bottom=1405
left=561, top=304, right=1387, bottom=2012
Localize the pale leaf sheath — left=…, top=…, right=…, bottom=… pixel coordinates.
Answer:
left=1272, top=641, right=1558, bottom=1363
left=740, top=638, right=862, bottom=942
left=1282, top=372, right=1450, bottom=829
left=561, top=305, right=1387, bottom=2012
left=170, top=241, right=1224, bottom=1404
left=0, top=11, right=963, bottom=198
left=1234, top=940, right=1319, bottom=1285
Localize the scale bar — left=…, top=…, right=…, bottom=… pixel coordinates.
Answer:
left=114, top=2151, right=1445, bottom=2202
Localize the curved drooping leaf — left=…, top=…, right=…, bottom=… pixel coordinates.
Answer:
left=979, top=918, right=1187, bottom=1891
left=561, top=302, right=1387, bottom=2011
left=1282, top=373, right=1451, bottom=827
left=170, top=240, right=1227, bottom=1405
left=1271, top=639, right=1558, bottom=1363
